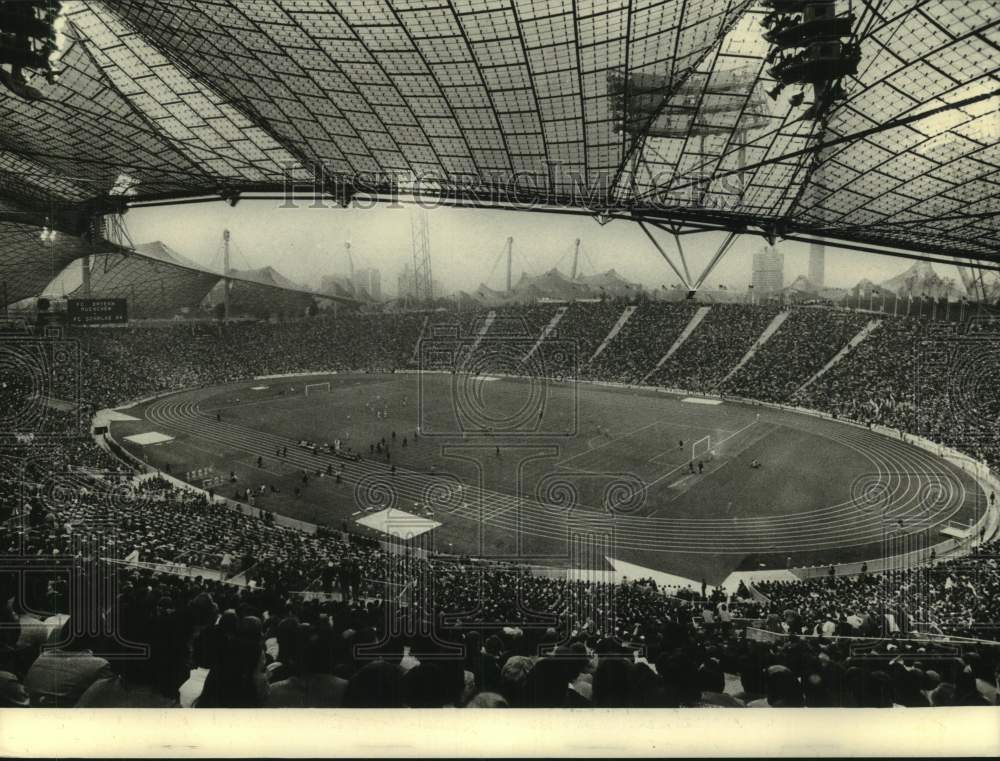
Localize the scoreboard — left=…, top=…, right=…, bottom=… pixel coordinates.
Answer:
left=67, top=298, right=129, bottom=325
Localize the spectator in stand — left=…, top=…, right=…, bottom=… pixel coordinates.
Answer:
left=24, top=620, right=113, bottom=707
left=266, top=624, right=347, bottom=707
left=195, top=614, right=268, bottom=707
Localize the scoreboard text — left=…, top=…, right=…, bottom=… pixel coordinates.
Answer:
left=67, top=298, right=129, bottom=325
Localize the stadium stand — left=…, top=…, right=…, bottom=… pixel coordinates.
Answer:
left=587, top=302, right=699, bottom=384
left=533, top=301, right=624, bottom=378
left=2, top=304, right=999, bottom=708
left=722, top=309, right=871, bottom=402
left=650, top=304, right=781, bottom=393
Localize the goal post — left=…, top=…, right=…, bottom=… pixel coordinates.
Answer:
left=692, top=435, right=712, bottom=461
left=304, top=381, right=331, bottom=396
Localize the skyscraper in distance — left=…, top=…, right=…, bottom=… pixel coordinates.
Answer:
left=808, top=242, right=825, bottom=288
left=752, top=246, right=784, bottom=294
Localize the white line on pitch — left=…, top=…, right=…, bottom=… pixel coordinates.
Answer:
left=554, top=418, right=666, bottom=467
left=645, top=419, right=759, bottom=490
left=553, top=464, right=615, bottom=474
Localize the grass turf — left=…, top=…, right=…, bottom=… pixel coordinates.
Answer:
left=114, top=372, right=983, bottom=586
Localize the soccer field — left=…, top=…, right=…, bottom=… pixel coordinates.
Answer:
left=114, top=372, right=984, bottom=586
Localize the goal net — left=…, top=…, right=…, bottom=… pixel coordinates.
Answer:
left=304, top=381, right=331, bottom=396
left=692, top=435, right=712, bottom=461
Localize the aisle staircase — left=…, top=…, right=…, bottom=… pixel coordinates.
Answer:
left=524, top=306, right=568, bottom=360
left=410, top=314, right=430, bottom=363
left=466, top=310, right=496, bottom=355
left=642, top=305, right=711, bottom=383
left=720, top=310, right=790, bottom=385
left=795, top=319, right=882, bottom=394
left=587, top=305, right=637, bottom=364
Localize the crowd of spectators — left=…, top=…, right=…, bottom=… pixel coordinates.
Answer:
left=756, top=540, right=1000, bottom=642
left=650, top=304, right=780, bottom=392
left=587, top=302, right=698, bottom=384
left=793, top=317, right=918, bottom=427
left=533, top=301, right=624, bottom=378
left=3, top=550, right=997, bottom=708
left=722, top=308, right=870, bottom=402
left=74, top=315, right=427, bottom=410
left=795, top=317, right=1000, bottom=470
left=2, top=303, right=999, bottom=708
left=485, top=305, right=560, bottom=339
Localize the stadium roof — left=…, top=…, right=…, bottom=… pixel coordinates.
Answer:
left=210, top=271, right=319, bottom=318
left=1, top=0, right=998, bottom=267
left=0, top=217, right=127, bottom=305
left=69, top=241, right=223, bottom=316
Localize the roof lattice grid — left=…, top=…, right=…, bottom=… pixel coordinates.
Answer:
left=0, top=0, right=996, bottom=263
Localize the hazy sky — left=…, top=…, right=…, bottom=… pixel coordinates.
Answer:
left=115, top=198, right=965, bottom=298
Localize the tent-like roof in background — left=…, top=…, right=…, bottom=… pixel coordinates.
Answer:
left=208, top=265, right=317, bottom=318
left=70, top=241, right=222, bottom=317
left=226, top=266, right=310, bottom=292
left=0, top=218, right=126, bottom=306
left=513, top=269, right=593, bottom=301
left=577, top=268, right=644, bottom=296
left=132, top=241, right=217, bottom=273
left=0, top=0, right=997, bottom=271
left=784, top=275, right=820, bottom=294
left=879, top=260, right=965, bottom=296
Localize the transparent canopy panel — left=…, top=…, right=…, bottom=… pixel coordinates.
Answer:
left=0, top=0, right=996, bottom=267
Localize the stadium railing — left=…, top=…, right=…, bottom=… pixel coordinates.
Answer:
left=745, top=625, right=1000, bottom=650
left=105, top=556, right=232, bottom=584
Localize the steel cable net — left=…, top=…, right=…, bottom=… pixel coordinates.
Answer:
left=0, top=0, right=995, bottom=264
left=69, top=243, right=223, bottom=317
left=0, top=220, right=113, bottom=306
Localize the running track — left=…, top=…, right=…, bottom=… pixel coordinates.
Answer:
left=141, top=390, right=979, bottom=559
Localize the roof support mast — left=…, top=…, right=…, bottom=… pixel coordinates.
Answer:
left=506, top=236, right=513, bottom=292
left=690, top=231, right=738, bottom=295
left=223, top=229, right=231, bottom=321
left=410, top=208, right=434, bottom=303
left=637, top=219, right=690, bottom=292
left=673, top=230, right=693, bottom=287
left=571, top=238, right=580, bottom=280
left=80, top=255, right=91, bottom=299
left=638, top=219, right=738, bottom=299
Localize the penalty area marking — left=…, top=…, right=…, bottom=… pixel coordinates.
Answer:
left=682, top=397, right=723, bottom=405
left=645, top=418, right=758, bottom=490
